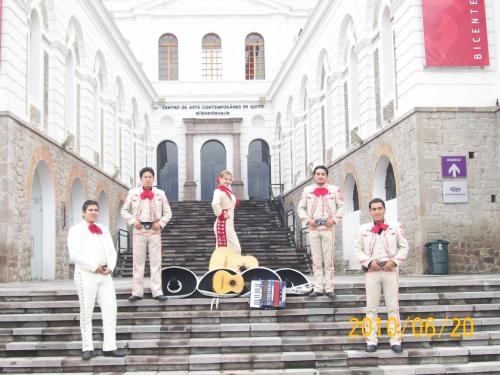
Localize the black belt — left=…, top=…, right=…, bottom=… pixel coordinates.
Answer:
left=140, top=222, right=154, bottom=230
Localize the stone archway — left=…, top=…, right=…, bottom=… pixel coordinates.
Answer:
left=200, top=140, right=226, bottom=201
left=247, top=139, right=271, bottom=199
left=30, top=161, right=56, bottom=280
left=183, top=118, right=243, bottom=200
left=69, top=178, right=85, bottom=227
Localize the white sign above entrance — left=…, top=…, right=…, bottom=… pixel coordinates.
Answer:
left=158, top=102, right=266, bottom=117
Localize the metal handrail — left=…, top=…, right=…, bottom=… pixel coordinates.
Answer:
left=116, top=228, right=129, bottom=254
left=268, top=182, right=312, bottom=272
left=269, top=183, right=286, bottom=226
left=269, top=183, right=307, bottom=249
left=114, top=228, right=129, bottom=276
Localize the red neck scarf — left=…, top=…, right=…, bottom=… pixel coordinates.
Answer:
left=141, top=189, right=154, bottom=200
left=218, top=185, right=239, bottom=208
left=371, top=222, right=388, bottom=234
left=88, top=223, right=102, bottom=235
left=312, top=187, right=329, bottom=197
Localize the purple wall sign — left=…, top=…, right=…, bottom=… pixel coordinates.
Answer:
left=441, top=156, right=467, bottom=178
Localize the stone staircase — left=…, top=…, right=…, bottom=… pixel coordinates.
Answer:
left=0, top=275, right=499, bottom=374
left=116, top=200, right=309, bottom=277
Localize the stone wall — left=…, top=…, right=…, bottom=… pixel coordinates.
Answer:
left=0, top=113, right=129, bottom=282
left=282, top=107, right=500, bottom=275
left=417, top=108, right=500, bottom=273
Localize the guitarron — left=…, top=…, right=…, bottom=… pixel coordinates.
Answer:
left=209, top=246, right=259, bottom=273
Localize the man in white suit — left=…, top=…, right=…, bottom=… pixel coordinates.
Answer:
left=354, top=197, right=409, bottom=354
left=67, top=200, right=125, bottom=360
left=121, top=167, right=172, bottom=302
left=297, top=165, right=345, bottom=299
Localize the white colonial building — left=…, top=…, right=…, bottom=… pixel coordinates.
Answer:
left=0, top=0, right=498, bottom=281
left=103, top=0, right=319, bottom=201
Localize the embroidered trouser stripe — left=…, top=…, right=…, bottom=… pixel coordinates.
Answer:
left=214, top=217, right=241, bottom=253
left=74, top=268, right=117, bottom=351
left=216, top=212, right=228, bottom=247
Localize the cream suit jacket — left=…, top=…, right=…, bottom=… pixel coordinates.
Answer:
left=354, top=221, right=409, bottom=268
left=297, top=184, right=345, bottom=228
left=121, top=187, right=172, bottom=228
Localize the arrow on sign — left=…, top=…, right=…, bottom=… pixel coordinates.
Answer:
left=448, top=163, right=461, bottom=177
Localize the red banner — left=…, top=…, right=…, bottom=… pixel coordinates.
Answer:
left=422, top=0, right=489, bottom=66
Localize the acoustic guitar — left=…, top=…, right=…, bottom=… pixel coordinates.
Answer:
left=209, top=247, right=259, bottom=273
left=212, top=270, right=244, bottom=294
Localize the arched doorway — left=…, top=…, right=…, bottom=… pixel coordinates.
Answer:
left=97, top=191, right=109, bottom=227
left=97, top=191, right=109, bottom=228
left=69, top=178, right=85, bottom=227
left=247, top=139, right=271, bottom=199
left=30, top=161, right=55, bottom=280
left=200, top=140, right=226, bottom=201
left=342, top=174, right=361, bottom=270
left=157, top=140, right=179, bottom=201
left=374, top=157, right=398, bottom=222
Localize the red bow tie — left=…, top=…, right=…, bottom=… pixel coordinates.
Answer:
left=141, top=189, right=154, bottom=200
left=371, top=222, right=388, bottom=233
left=312, top=187, right=329, bottom=197
left=88, top=223, right=102, bottom=235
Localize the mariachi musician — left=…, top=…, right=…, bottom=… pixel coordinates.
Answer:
left=121, top=167, right=172, bottom=302
left=211, top=169, right=241, bottom=253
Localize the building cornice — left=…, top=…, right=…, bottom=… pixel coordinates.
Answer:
left=83, top=0, right=157, bottom=102
left=267, top=0, right=334, bottom=101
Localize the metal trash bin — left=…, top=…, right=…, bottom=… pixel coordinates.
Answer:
left=425, top=240, right=449, bottom=275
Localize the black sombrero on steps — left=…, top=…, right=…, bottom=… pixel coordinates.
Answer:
left=161, top=266, right=198, bottom=298
left=276, top=268, right=314, bottom=295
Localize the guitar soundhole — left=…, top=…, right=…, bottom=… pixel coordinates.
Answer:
left=230, top=280, right=236, bottom=286
left=239, top=266, right=247, bottom=272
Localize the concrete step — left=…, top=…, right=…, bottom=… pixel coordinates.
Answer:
left=1, top=347, right=500, bottom=373
left=0, top=276, right=499, bottom=373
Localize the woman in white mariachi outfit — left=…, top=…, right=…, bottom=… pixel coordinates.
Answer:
left=211, top=170, right=241, bottom=253
left=67, top=200, right=125, bottom=360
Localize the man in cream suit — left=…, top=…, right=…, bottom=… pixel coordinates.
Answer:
left=121, top=167, right=172, bottom=302
left=67, top=200, right=125, bottom=360
left=297, top=165, right=345, bottom=299
left=354, top=198, right=409, bottom=354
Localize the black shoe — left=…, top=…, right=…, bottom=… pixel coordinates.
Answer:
left=391, top=344, right=403, bottom=353
left=81, top=350, right=93, bottom=360
left=103, top=349, right=126, bottom=357
left=365, top=345, right=377, bottom=353
left=308, top=291, right=323, bottom=297
left=128, top=295, right=142, bottom=303
left=325, top=292, right=336, bottom=299
left=153, top=295, right=167, bottom=301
